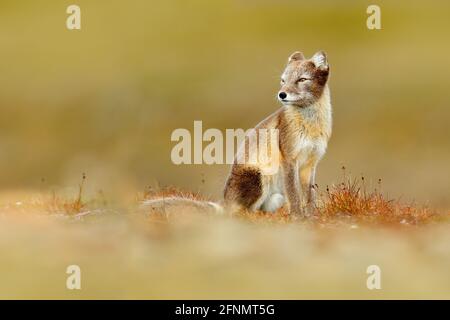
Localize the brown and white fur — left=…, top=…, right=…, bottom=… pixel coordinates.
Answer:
left=224, top=51, right=331, bottom=216
left=143, top=51, right=332, bottom=217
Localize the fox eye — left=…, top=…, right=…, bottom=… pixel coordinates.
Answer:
left=280, top=79, right=285, bottom=84
left=296, top=78, right=308, bottom=83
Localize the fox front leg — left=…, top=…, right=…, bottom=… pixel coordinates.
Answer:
left=300, top=163, right=317, bottom=216
left=282, top=161, right=303, bottom=216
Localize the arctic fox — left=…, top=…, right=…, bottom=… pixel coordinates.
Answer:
left=143, top=51, right=332, bottom=217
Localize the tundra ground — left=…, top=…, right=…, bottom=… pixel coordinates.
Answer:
left=0, top=174, right=448, bottom=299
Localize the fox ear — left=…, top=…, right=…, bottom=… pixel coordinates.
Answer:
left=288, top=51, right=305, bottom=63
left=311, top=51, right=328, bottom=70
left=311, top=51, right=328, bottom=69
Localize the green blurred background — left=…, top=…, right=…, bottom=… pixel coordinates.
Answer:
left=1, top=0, right=449, bottom=206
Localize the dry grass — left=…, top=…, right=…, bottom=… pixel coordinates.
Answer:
left=0, top=172, right=448, bottom=299
left=45, top=174, right=88, bottom=215
left=141, top=169, right=445, bottom=228
left=315, top=170, right=439, bottom=227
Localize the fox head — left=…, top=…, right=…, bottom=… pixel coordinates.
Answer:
left=278, top=51, right=329, bottom=107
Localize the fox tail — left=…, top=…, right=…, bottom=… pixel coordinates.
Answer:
left=140, top=196, right=224, bottom=215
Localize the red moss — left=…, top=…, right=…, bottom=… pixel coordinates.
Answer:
left=315, top=176, right=438, bottom=227
left=140, top=173, right=445, bottom=227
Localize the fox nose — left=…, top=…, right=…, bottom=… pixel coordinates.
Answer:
left=278, top=92, right=287, bottom=100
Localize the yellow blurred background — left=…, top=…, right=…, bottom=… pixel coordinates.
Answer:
left=1, top=0, right=449, bottom=206
left=0, top=0, right=449, bottom=300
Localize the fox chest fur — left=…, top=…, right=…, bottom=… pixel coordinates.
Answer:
left=278, top=88, right=332, bottom=166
